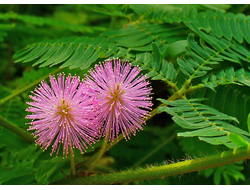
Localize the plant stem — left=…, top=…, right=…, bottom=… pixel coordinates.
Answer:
left=85, top=124, right=111, bottom=175
left=185, top=84, right=205, bottom=94
left=58, top=145, right=250, bottom=185
left=0, top=68, right=62, bottom=107
left=0, top=115, right=33, bottom=143
left=69, top=147, right=76, bottom=176
left=85, top=138, right=108, bottom=175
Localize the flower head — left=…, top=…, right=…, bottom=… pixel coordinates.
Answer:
left=26, top=73, right=100, bottom=157
left=84, top=58, right=153, bottom=142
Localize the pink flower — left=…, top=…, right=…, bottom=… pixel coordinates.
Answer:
left=84, top=58, right=153, bottom=142
left=26, top=73, right=100, bottom=157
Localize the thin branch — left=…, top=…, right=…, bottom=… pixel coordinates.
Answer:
left=0, top=115, right=33, bottom=143
left=0, top=68, right=62, bottom=107
left=69, top=147, right=76, bottom=176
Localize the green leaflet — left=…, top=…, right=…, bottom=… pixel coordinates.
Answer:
left=141, top=5, right=250, bottom=44
left=35, top=157, right=68, bottom=184
left=152, top=42, right=163, bottom=71
left=176, top=32, right=250, bottom=82
left=13, top=36, right=117, bottom=70
left=157, top=98, right=250, bottom=149
left=200, top=162, right=245, bottom=185
left=198, top=83, right=250, bottom=132
left=202, top=67, right=250, bottom=92
left=165, top=40, right=187, bottom=59
left=228, top=133, right=249, bottom=147
left=0, top=143, right=69, bottom=185
left=101, top=22, right=187, bottom=51
left=0, top=145, right=40, bottom=185
left=177, top=34, right=216, bottom=78
left=133, top=44, right=177, bottom=84
left=15, top=21, right=185, bottom=70
left=0, top=167, right=35, bottom=185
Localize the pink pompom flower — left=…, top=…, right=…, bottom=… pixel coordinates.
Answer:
left=84, top=58, right=153, bottom=142
left=26, top=73, right=100, bottom=157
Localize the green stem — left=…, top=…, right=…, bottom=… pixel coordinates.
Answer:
left=85, top=138, right=108, bottom=175
left=69, top=147, right=76, bottom=176
left=58, top=145, right=250, bottom=185
left=0, top=115, right=33, bottom=143
left=0, top=68, right=62, bottom=107
left=185, top=84, right=205, bottom=94
left=85, top=124, right=111, bottom=175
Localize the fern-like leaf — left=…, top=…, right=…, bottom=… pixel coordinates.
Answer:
left=158, top=98, right=250, bottom=149
left=131, top=43, right=177, bottom=86
left=141, top=5, right=250, bottom=44
left=177, top=33, right=250, bottom=81
left=13, top=22, right=188, bottom=72
left=101, top=22, right=187, bottom=51
left=197, top=84, right=250, bottom=133
left=13, top=36, right=117, bottom=69
left=200, top=162, right=245, bottom=185
left=0, top=145, right=40, bottom=185
left=193, top=10, right=250, bottom=44
left=202, top=66, right=250, bottom=92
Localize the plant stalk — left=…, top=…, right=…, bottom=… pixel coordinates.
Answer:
left=69, top=147, right=76, bottom=176
left=85, top=124, right=111, bottom=175
left=0, top=68, right=62, bottom=107
left=0, top=115, right=33, bottom=143
left=58, top=145, right=250, bottom=185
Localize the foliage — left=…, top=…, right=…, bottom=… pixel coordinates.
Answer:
left=1, top=4, right=250, bottom=185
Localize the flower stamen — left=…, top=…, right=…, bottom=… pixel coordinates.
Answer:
left=26, top=73, right=101, bottom=158
left=84, top=58, right=153, bottom=142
